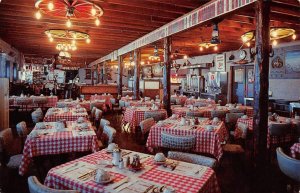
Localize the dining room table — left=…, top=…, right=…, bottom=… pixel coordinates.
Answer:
left=90, top=94, right=113, bottom=109
left=57, top=99, right=102, bottom=111
left=9, top=95, right=58, bottom=109
left=146, top=117, right=228, bottom=160
left=171, top=95, right=188, bottom=104
left=19, top=120, right=99, bottom=176
left=43, top=107, right=89, bottom=122
left=234, top=116, right=298, bottom=147
left=290, top=142, right=300, bottom=159
left=172, top=105, right=254, bottom=118
left=122, top=107, right=168, bottom=133
left=185, top=98, right=216, bottom=106
left=44, top=149, right=221, bottom=193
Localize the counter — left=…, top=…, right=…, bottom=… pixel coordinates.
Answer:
left=78, top=84, right=118, bottom=98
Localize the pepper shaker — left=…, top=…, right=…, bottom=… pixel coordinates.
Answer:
left=119, top=158, right=124, bottom=169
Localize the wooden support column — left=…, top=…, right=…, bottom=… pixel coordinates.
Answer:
left=101, top=63, right=104, bottom=84
left=253, top=0, right=270, bottom=168
left=91, top=66, right=94, bottom=85
left=117, top=56, right=123, bottom=96
left=163, top=37, right=172, bottom=116
left=133, top=49, right=141, bottom=100
left=103, top=62, right=107, bottom=84
left=0, top=53, right=6, bottom=78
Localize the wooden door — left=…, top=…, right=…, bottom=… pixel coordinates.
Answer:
left=232, top=66, right=245, bottom=104
left=231, top=65, right=254, bottom=104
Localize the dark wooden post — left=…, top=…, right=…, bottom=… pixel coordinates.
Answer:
left=163, top=37, right=172, bottom=116
left=103, top=62, right=107, bottom=84
left=97, top=64, right=101, bottom=84
left=101, top=63, right=104, bottom=84
left=117, top=56, right=123, bottom=96
left=133, top=49, right=141, bottom=100
left=91, top=66, right=94, bottom=85
left=253, top=0, right=270, bottom=168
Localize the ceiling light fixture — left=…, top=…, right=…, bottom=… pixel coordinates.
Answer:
left=48, top=1, right=54, bottom=10
left=241, top=27, right=296, bottom=46
left=35, top=0, right=104, bottom=27
left=199, top=42, right=218, bottom=51
left=35, top=10, right=42, bottom=19
left=148, top=45, right=161, bottom=62
left=45, top=29, right=90, bottom=50
left=211, top=23, right=221, bottom=44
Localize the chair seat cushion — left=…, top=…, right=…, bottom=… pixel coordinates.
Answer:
left=222, top=144, right=244, bottom=154
left=6, top=154, right=23, bottom=169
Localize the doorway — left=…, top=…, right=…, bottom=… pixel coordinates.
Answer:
left=231, top=65, right=254, bottom=104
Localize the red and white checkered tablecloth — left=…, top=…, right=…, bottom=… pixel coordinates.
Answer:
left=234, top=117, right=295, bottom=147
left=19, top=121, right=99, bottom=176
left=172, top=107, right=212, bottom=118
left=290, top=143, right=300, bottom=159
left=44, top=149, right=220, bottom=193
left=44, top=108, right=89, bottom=122
left=171, top=96, right=188, bottom=104
left=173, top=106, right=254, bottom=118
left=90, top=95, right=113, bottom=109
left=185, top=99, right=216, bottom=106
left=9, top=96, right=58, bottom=108
left=146, top=118, right=227, bottom=160
left=57, top=100, right=92, bottom=111
left=122, top=107, right=168, bottom=131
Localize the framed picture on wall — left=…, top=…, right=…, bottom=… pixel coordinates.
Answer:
left=285, top=50, right=300, bottom=75
left=215, top=54, right=226, bottom=72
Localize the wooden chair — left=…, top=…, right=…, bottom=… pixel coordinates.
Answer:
left=110, top=98, right=122, bottom=114
left=276, top=147, right=300, bottom=192
left=31, top=109, right=44, bottom=124
left=225, top=113, right=244, bottom=135
left=102, top=125, right=116, bottom=145
left=211, top=110, right=227, bottom=120
left=99, top=119, right=110, bottom=133
left=139, top=118, right=155, bottom=143
left=269, top=123, right=291, bottom=160
left=167, top=151, right=217, bottom=169
left=90, top=107, right=97, bottom=123
left=94, top=109, right=103, bottom=129
left=186, top=111, right=204, bottom=118
left=161, top=131, right=196, bottom=152
left=0, top=128, right=23, bottom=169
left=28, top=176, right=79, bottom=193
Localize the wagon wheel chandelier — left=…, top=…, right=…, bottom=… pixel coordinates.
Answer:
left=45, top=29, right=91, bottom=51
left=241, top=27, right=297, bottom=47
left=35, top=0, right=104, bottom=27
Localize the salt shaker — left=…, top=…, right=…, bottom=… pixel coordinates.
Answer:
left=119, top=158, right=124, bottom=169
